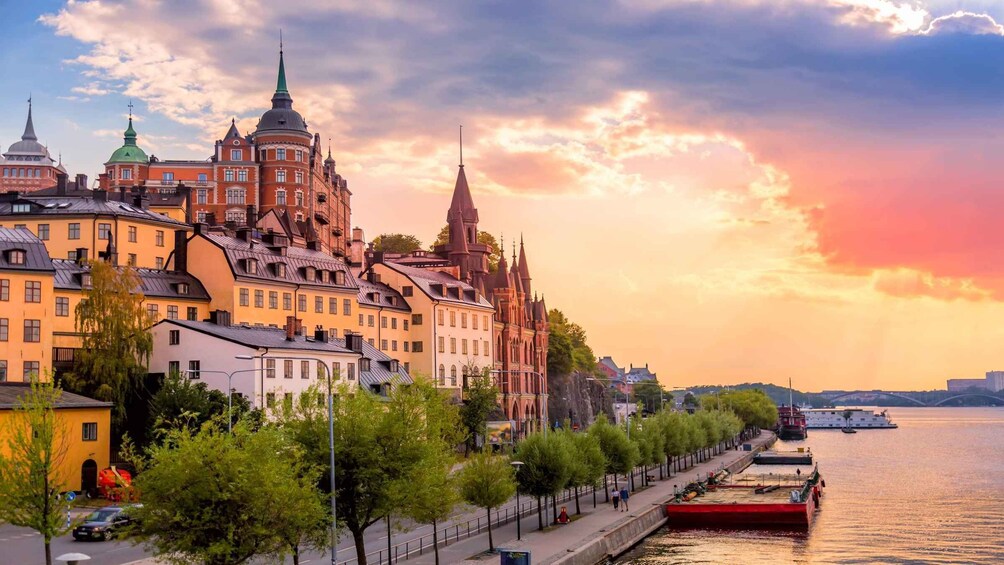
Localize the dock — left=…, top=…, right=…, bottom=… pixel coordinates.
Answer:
left=753, top=449, right=813, bottom=465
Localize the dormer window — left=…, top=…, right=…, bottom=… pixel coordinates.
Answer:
left=304, top=266, right=316, bottom=282
left=12, top=203, right=30, bottom=214
left=320, top=270, right=330, bottom=283
left=176, top=283, right=190, bottom=295
left=360, top=358, right=371, bottom=372
left=244, top=258, right=258, bottom=274
left=334, top=271, right=345, bottom=285
left=81, top=273, right=92, bottom=288
left=389, top=360, right=399, bottom=373
left=6, top=249, right=26, bottom=265
left=273, top=263, right=287, bottom=277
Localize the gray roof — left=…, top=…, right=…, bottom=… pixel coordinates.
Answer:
left=356, top=275, right=411, bottom=312
left=201, top=232, right=357, bottom=291
left=0, top=383, right=113, bottom=410
left=52, top=259, right=210, bottom=300
left=0, top=227, right=55, bottom=272
left=3, top=102, right=53, bottom=160
left=153, top=319, right=412, bottom=387
left=379, top=261, right=492, bottom=309
left=0, top=194, right=187, bottom=226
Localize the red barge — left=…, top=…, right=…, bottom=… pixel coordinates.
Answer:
left=666, top=466, right=824, bottom=529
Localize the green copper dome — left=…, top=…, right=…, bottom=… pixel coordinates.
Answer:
left=106, top=117, right=149, bottom=164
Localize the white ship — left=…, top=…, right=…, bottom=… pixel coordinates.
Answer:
left=803, top=408, right=898, bottom=429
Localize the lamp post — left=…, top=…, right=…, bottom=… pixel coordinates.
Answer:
left=510, top=460, right=524, bottom=540
left=181, top=357, right=260, bottom=434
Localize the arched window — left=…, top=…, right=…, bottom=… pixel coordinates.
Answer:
left=438, top=364, right=446, bottom=386
left=450, top=365, right=457, bottom=387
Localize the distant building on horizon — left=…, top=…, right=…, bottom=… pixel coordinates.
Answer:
left=946, top=371, right=1004, bottom=393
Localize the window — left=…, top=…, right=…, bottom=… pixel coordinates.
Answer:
left=196, top=172, right=208, bottom=184
left=82, top=423, right=98, bottom=441
left=347, top=363, right=356, bottom=381
left=329, top=297, right=337, bottom=314
left=412, top=314, right=422, bottom=325
left=332, top=362, right=341, bottom=380
left=238, top=169, right=248, bottom=182
left=359, top=313, right=364, bottom=326
left=147, top=304, right=159, bottom=320
left=381, top=339, right=388, bottom=351
left=276, top=148, right=286, bottom=160
left=438, top=311, right=444, bottom=326
left=0, top=360, right=6, bottom=382
left=8, top=250, right=25, bottom=265
left=461, top=313, right=467, bottom=328
left=231, top=149, right=241, bottom=161
left=188, top=360, right=201, bottom=378
left=301, top=360, right=310, bottom=379
left=404, top=341, right=410, bottom=353
left=187, top=307, right=198, bottom=321
left=462, top=339, right=468, bottom=355
left=25, top=281, right=41, bottom=303
left=12, top=203, right=30, bottom=213
left=245, top=259, right=258, bottom=274
left=483, top=340, right=490, bottom=356
left=276, top=190, right=286, bottom=205
left=24, top=320, right=40, bottom=343
left=225, top=209, right=245, bottom=224
left=128, top=253, right=137, bottom=266
left=167, top=305, right=178, bottom=319
left=177, top=283, right=189, bottom=295
left=381, top=316, right=388, bottom=329
left=98, top=223, right=111, bottom=240
left=255, top=290, right=264, bottom=308
left=438, top=365, right=445, bottom=386
left=329, top=328, right=338, bottom=339
left=315, top=296, right=323, bottom=313
left=156, top=230, right=165, bottom=246
left=227, top=188, right=245, bottom=205
left=483, top=316, right=489, bottom=330
left=295, top=171, right=304, bottom=184
left=266, top=359, right=276, bottom=378
left=276, top=170, right=287, bottom=183
left=0, top=318, right=7, bottom=341
left=168, top=360, right=180, bottom=375
left=162, top=172, right=175, bottom=182
left=267, top=393, right=276, bottom=407
left=403, top=320, right=409, bottom=331
left=298, top=294, right=307, bottom=312
left=360, top=358, right=371, bottom=372
left=283, top=292, right=292, bottom=310
left=367, top=315, right=375, bottom=327
left=128, top=226, right=137, bottom=242
left=225, top=169, right=235, bottom=182
left=295, top=190, right=303, bottom=207
left=169, top=330, right=180, bottom=345
left=121, top=168, right=132, bottom=180
left=343, top=299, right=351, bottom=316
left=438, top=336, right=445, bottom=353
left=23, top=361, right=40, bottom=380
left=284, top=360, right=294, bottom=379
left=295, top=149, right=303, bottom=162
left=450, top=311, right=456, bottom=327
left=391, top=318, right=398, bottom=330
left=391, top=340, right=398, bottom=352
left=317, top=362, right=326, bottom=380
left=56, top=297, right=70, bottom=317
left=402, top=286, right=413, bottom=297
left=197, top=189, right=208, bottom=204
left=269, top=291, right=278, bottom=309
left=68, top=250, right=78, bottom=261
left=37, top=224, right=49, bottom=241
left=450, top=337, right=456, bottom=354
left=473, top=340, right=479, bottom=356
left=240, top=288, right=250, bottom=307
left=450, top=365, right=457, bottom=387
left=68, top=223, right=80, bottom=240
left=335, top=271, right=346, bottom=285
left=196, top=211, right=207, bottom=223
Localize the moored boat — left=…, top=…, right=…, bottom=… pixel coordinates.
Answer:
left=775, top=405, right=808, bottom=440
left=804, top=407, right=897, bottom=429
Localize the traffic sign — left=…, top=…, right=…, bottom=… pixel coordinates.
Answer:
left=65, top=491, right=77, bottom=502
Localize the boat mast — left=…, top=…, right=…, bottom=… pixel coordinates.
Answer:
left=788, top=378, right=793, bottom=411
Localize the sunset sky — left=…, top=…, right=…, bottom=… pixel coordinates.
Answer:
left=5, top=0, right=1004, bottom=391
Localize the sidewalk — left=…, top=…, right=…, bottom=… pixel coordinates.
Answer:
left=411, top=431, right=776, bottom=565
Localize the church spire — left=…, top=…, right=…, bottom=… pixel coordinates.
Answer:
left=22, top=96, right=37, bottom=142
left=276, top=32, right=289, bottom=94
left=518, top=234, right=531, bottom=295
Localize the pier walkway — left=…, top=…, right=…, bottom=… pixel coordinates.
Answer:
left=411, top=430, right=776, bottom=565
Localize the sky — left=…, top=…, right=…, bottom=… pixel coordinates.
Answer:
left=4, top=0, right=1004, bottom=392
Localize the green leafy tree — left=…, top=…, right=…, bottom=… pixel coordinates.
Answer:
left=66, top=259, right=153, bottom=424
left=459, top=369, right=500, bottom=455
left=130, top=422, right=327, bottom=565
left=371, top=233, right=423, bottom=254
left=515, top=431, right=574, bottom=531
left=148, top=372, right=251, bottom=438
left=634, top=380, right=670, bottom=413
left=631, top=415, right=663, bottom=487
left=563, top=429, right=605, bottom=514
left=432, top=225, right=502, bottom=271
left=0, top=378, right=71, bottom=565
left=458, top=453, right=516, bottom=552
left=546, top=330, right=574, bottom=377
left=588, top=415, right=639, bottom=493
left=700, top=389, right=777, bottom=430
left=548, top=309, right=597, bottom=374
left=400, top=449, right=458, bottom=565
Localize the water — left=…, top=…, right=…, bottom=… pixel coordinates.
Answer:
left=618, top=407, right=1004, bottom=564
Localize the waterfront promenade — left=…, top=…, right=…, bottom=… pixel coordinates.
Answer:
left=412, top=430, right=776, bottom=565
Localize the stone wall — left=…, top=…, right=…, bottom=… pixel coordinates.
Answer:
left=548, top=372, right=615, bottom=429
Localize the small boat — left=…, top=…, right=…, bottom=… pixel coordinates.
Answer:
left=841, top=427, right=857, bottom=434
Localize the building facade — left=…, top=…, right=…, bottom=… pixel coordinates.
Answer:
left=1, top=100, right=66, bottom=193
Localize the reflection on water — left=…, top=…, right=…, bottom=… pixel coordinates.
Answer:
left=618, top=407, right=1004, bottom=564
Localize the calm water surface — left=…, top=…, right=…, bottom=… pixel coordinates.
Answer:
left=618, top=407, right=1004, bottom=564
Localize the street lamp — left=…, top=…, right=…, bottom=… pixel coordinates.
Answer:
left=181, top=359, right=261, bottom=434
left=510, top=460, right=524, bottom=540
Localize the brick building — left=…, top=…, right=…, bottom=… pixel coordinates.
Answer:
left=1, top=100, right=67, bottom=193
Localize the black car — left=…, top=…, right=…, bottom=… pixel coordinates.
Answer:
left=72, top=505, right=139, bottom=541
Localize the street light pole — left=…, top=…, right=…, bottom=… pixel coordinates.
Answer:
left=510, top=460, right=524, bottom=540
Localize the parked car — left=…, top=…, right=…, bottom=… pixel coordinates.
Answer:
left=72, top=505, right=141, bottom=541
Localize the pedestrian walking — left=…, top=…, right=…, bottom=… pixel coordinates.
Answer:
left=612, top=490, right=620, bottom=510
left=620, top=487, right=630, bottom=512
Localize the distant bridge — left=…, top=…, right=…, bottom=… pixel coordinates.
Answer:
left=826, top=391, right=927, bottom=406
left=820, top=389, right=1004, bottom=407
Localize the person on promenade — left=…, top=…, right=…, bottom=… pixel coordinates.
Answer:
left=612, top=490, right=620, bottom=511
left=620, top=487, right=630, bottom=512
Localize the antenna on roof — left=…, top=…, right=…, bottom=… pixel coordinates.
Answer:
left=459, top=124, right=463, bottom=167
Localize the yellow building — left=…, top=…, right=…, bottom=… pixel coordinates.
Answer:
left=0, top=180, right=191, bottom=270
left=177, top=226, right=358, bottom=339
left=0, top=383, right=112, bottom=493
left=0, top=227, right=55, bottom=382
left=356, top=273, right=413, bottom=371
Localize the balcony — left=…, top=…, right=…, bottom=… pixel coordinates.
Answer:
left=317, top=193, right=327, bottom=203
left=52, top=347, right=78, bottom=368
left=332, top=227, right=343, bottom=237
left=314, top=210, right=329, bottom=225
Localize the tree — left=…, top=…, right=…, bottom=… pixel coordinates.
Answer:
left=65, top=259, right=153, bottom=424
left=634, top=380, right=670, bottom=413
left=0, top=378, right=71, bottom=565
left=515, top=431, right=574, bottom=530
left=458, top=453, right=516, bottom=553
left=431, top=225, right=502, bottom=272
left=460, top=369, right=500, bottom=455
left=547, top=330, right=574, bottom=377
left=371, top=233, right=423, bottom=254
left=130, top=422, right=327, bottom=565
left=588, top=415, right=638, bottom=493
left=400, top=450, right=458, bottom=565
left=548, top=309, right=597, bottom=374
left=148, top=372, right=251, bottom=439
left=563, top=430, right=605, bottom=514
left=700, top=389, right=777, bottom=430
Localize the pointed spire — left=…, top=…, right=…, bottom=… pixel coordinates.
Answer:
left=459, top=124, right=464, bottom=167
left=123, top=102, right=138, bottom=146
left=276, top=31, right=289, bottom=94
left=225, top=117, right=241, bottom=140
left=517, top=234, right=531, bottom=295
left=22, top=95, right=37, bottom=142
left=325, top=137, right=335, bottom=165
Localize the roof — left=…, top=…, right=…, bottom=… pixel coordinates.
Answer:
left=4, top=101, right=52, bottom=159
left=255, top=49, right=308, bottom=136
left=378, top=261, right=492, bottom=309
left=598, top=356, right=624, bottom=377
left=107, top=117, right=149, bottom=164
left=0, top=227, right=54, bottom=272
left=447, top=166, right=478, bottom=224
left=200, top=231, right=357, bottom=291
left=356, top=275, right=411, bottom=312
left=0, top=383, right=113, bottom=410
left=357, top=339, right=412, bottom=388
left=0, top=194, right=187, bottom=226
left=52, top=259, right=210, bottom=300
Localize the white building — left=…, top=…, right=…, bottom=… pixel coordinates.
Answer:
left=986, top=371, right=1004, bottom=393
left=149, top=314, right=411, bottom=409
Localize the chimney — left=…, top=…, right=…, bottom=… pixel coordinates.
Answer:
left=75, top=174, right=88, bottom=192
left=56, top=173, right=68, bottom=196
left=246, top=205, right=256, bottom=228
left=133, top=193, right=144, bottom=208
left=206, top=212, right=217, bottom=226
left=314, top=325, right=328, bottom=343
left=176, top=183, right=192, bottom=224
left=75, top=248, right=88, bottom=265
left=285, top=316, right=297, bottom=341
left=93, top=189, right=107, bottom=202
left=119, top=186, right=127, bottom=203
left=306, top=240, right=320, bottom=251
left=173, top=230, right=188, bottom=272
left=209, top=310, right=231, bottom=326
left=0, top=191, right=19, bottom=203
left=236, top=227, right=252, bottom=243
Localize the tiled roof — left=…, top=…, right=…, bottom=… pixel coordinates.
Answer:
left=201, top=232, right=357, bottom=291
left=379, top=262, right=492, bottom=309
left=0, top=383, right=113, bottom=410
left=52, top=259, right=210, bottom=300
left=0, top=194, right=186, bottom=226
left=355, top=275, right=410, bottom=312
left=0, top=227, right=54, bottom=272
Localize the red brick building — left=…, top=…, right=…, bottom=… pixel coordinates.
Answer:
left=1, top=100, right=67, bottom=193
